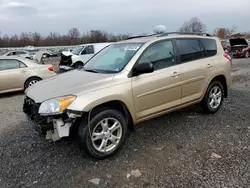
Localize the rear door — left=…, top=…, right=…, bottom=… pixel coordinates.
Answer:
left=175, top=38, right=216, bottom=104
left=0, top=59, right=28, bottom=92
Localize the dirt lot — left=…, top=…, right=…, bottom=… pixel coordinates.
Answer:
left=0, top=59, right=250, bottom=188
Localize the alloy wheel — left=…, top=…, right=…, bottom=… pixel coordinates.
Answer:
left=91, top=117, right=122, bottom=153
left=29, top=80, right=39, bottom=87
left=208, top=86, right=222, bottom=109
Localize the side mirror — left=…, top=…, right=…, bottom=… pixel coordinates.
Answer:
left=133, top=63, right=154, bottom=76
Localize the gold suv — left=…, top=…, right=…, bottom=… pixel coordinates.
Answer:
left=23, top=32, right=233, bottom=159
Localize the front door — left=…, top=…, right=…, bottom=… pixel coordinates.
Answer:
left=80, top=45, right=95, bottom=63
left=132, top=40, right=182, bottom=121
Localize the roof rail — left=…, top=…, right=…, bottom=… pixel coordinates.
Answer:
left=159, top=32, right=212, bottom=37
left=125, top=34, right=159, bottom=40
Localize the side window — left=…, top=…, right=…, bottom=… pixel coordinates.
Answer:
left=82, top=45, right=94, bottom=54
left=200, top=38, right=217, bottom=57
left=16, top=51, right=26, bottom=55
left=138, top=40, right=175, bottom=70
left=19, top=62, right=27, bottom=68
left=0, top=59, right=22, bottom=71
left=176, top=39, right=205, bottom=63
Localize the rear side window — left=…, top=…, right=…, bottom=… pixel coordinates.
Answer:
left=200, top=39, right=217, bottom=57
left=176, top=39, right=205, bottom=63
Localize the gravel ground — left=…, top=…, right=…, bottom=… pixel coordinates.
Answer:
left=0, top=59, right=250, bottom=188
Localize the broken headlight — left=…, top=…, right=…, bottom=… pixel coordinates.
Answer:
left=38, top=95, right=76, bottom=116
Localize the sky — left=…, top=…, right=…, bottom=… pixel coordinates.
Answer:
left=0, top=0, right=249, bottom=36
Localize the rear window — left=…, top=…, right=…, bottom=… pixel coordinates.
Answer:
left=200, top=38, right=217, bottom=57
left=176, top=39, right=205, bottom=63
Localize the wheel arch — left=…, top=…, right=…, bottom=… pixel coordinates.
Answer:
left=85, top=100, right=134, bottom=131
left=72, top=61, right=84, bottom=68
left=208, top=75, right=228, bottom=98
left=24, top=76, right=42, bottom=89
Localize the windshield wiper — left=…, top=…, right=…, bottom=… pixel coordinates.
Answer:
left=83, top=68, right=99, bottom=73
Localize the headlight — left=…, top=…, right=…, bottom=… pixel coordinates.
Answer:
left=38, top=95, right=76, bottom=116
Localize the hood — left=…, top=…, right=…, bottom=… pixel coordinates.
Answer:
left=229, top=38, right=248, bottom=47
left=62, top=51, right=73, bottom=56
left=26, top=70, right=115, bottom=103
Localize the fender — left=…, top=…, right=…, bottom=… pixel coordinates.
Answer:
left=67, top=82, right=137, bottom=124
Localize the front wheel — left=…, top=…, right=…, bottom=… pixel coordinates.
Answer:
left=201, top=81, right=224, bottom=114
left=73, top=62, right=84, bottom=69
left=78, top=109, right=128, bottom=159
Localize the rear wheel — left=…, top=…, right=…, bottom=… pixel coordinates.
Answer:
left=201, top=81, right=224, bottom=114
left=24, top=77, right=41, bottom=90
left=78, top=109, right=128, bottom=159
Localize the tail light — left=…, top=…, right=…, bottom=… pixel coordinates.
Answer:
left=224, top=53, right=232, bottom=65
left=48, top=67, right=54, bottom=71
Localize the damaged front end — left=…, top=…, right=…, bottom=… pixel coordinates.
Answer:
left=59, top=52, right=73, bottom=73
left=23, top=96, right=81, bottom=141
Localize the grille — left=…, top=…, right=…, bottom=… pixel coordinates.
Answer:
left=60, top=53, right=72, bottom=66
left=23, top=96, right=53, bottom=135
left=23, top=97, right=40, bottom=122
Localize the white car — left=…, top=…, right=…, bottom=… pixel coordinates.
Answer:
left=59, top=42, right=112, bottom=69
left=3, top=50, right=37, bottom=59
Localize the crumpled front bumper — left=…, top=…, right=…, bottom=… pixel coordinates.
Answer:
left=23, top=96, right=77, bottom=141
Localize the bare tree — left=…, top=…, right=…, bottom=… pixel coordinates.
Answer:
left=68, top=28, right=80, bottom=45
left=0, top=28, right=133, bottom=47
left=179, top=17, right=206, bottom=33
left=213, top=25, right=237, bottom=38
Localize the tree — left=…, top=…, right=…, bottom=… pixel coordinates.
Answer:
left=31, top=32, right=42, bottom=46
left=88, top=30, right=108, bottom=43
left=179, top=17, right=206, bottom=33
left=213, top=25, right=237, bottom=38
left=68, top=27, right=80, bottom=45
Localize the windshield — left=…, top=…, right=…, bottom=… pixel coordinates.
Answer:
left=71, top=46, right=85, bottom=55
left=84, top=43, right=143, bottom=73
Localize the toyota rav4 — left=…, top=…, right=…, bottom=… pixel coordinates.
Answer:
left=23, top=32, right=233, bottom=159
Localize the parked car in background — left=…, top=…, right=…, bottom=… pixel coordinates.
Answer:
left=228, top=38, right=250, bottom=58
left=59, top=43, right=112, bottom=70
left=0, top=56, right=56, bottom=94
left=2, top=49, right=38, bottom=59
left=23, top=32, right=232, bottom=159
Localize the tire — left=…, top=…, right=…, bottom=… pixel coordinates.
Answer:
left=245, top=51, right=249, bottom=58
left=78, top=109, right=128, bottom=159
left=73, top=62, right=84, bottom=69
left=24, top=77, right=41, bottom=90
left=201, top=81, right=224, bottom=114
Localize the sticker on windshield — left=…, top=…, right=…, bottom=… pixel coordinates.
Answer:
left=123, top=46, right=140, bottom=51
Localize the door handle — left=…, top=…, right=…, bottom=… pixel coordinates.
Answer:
left=207, top=64, right=213, bottom=68
left=171, top=72, right=180, bottom=77
left=20, top=70, right=27, bottom=73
